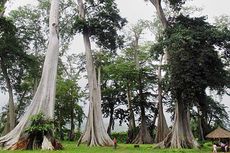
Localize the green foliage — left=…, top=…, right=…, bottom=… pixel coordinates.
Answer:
left=55, top=77, right=84, bottom=140
left=160, top=15, right=230, bottom=105
left=0, top=17, right=22, bottom=60
left=167, top=0, right=186, bottom=11
left=25, top=113, right=53, bottom=134
left=205, top=96, right=229, bottom=128
left=9, top=0, right=77, bottom=55
left=101, top=43, right=157, bottom=126
left=0, top=16, right=35, bottom=96
left=111, top=132, right=127, bottom=143
left=0, top=0, right=7, bottom=13
left=73, top=0, right=127, bottom=50
left=75, top=131, right=81, bottom=141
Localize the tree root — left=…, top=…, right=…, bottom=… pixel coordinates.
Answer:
left=6, top=135, right=63, bottom=150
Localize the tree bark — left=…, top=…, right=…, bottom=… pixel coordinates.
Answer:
left=0, top=57, right=16, bottom=132
left=155, top=55, right=169, bottom=143
left=197, top=109, right=204, bottom=141
left=1, top=2, right=16, bottom=133
left=148, top=0, right=170, bottom=143
left=107, top=106, right=114, bottom=136
left=126, top=82, right=136, bottom=143
left=131, top=27, right=152, bottom=144
left=149, top=0, right=169, bottom=60
left=0, top=0, right=60, bottom=150
left=127, top=82, right=135, bottom=130
left=132, top=71, right=153, bottom=144
left=77, top=32, right=113, bottom=147
left=156, top=99, right=199, bottom=148
left=69, top=100, right=75, bottom=141
left=149, top=0, right=168, bottom=29
left=77, top=0, right=113, bottom=146
left=150, top=0, right=198, bottom=148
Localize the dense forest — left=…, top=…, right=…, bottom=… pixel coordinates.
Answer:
left=0, top=0, right=229, bottom=151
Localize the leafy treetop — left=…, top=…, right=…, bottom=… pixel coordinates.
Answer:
left=73, top=0, right=127, bottom=51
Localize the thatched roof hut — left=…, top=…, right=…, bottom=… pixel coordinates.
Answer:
left=206, top=127, right=230, bottom=139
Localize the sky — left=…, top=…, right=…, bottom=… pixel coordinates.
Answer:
left=1, top=0, right=230, bottom=130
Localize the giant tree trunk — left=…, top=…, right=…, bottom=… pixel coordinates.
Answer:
left=155, top=55, right=169, bottom=143
left=127, top=83, right=135, bottom=129
left=149, top=0, right=167, bottom=29
left=131, top=29, right=152, bottom=144
left=156, top=100, right=199, bottom=148
left=149, top=0, right=168, bottom=60
left=150, top=0, right=198, bottom=148
left=0, top=58, right=16, bottom=133
left=132, top=111, right=153, bottom=144
left=77, top=32, right=113, bottom=146
left=132, top=86, right=153, bottom=144
left=126, top=82, right=136, bottom=143
left=132, top=71, right=153, bottom=144
left=0, top=0, right=60, bottom=150
left=76, top=0, right=113, bottom=146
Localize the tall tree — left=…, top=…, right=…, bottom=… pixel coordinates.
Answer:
left=147, top=16, right=170, bottom=143
left=0, top=0, right=17, bottom=133
left=0, top=0, right=61, bottom=150
left=155, top=15, right=230, bottom=148
left=104, top=57, right=139, bottom=142
left=6, top=0, right=77, bottom=126
left=74, top=0, right=126, bottom=146
left=9, top=0, right=77, bottom=93
left=144, top=0, right=171, bottom=143
left=128, top=21, right=153, bottom=144
left=98, top=51, right=134, bottom=136
left=55, top=77, right=84, bottom=141
left=0, top=18, right=17, bottom=133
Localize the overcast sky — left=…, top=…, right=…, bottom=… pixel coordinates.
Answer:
left=1, top=0, right=230, bottom=128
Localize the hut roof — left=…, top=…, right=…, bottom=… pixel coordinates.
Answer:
left=206, top=127, right=230, bottom=139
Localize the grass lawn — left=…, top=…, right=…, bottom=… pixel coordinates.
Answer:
left=0, top=141, right=212, bottom=153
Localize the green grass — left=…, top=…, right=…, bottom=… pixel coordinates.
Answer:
left=0, top=141, right=211, bottom=153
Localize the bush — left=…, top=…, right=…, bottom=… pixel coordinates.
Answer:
left=25, top=113, right=53, bottom=135
left=75, top=131, right=81, bottom=141
left=111, top=132, right=127, bottom=143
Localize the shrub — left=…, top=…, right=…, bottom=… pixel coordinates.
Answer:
left=111, top=132, right=127, bottom=143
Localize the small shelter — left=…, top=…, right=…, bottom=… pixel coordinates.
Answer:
left=206, top=127, right=230, bottom=146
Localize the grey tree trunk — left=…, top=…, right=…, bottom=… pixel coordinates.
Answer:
left=132, top=33, right=153, bottom=144
left=156, top=100, right=199, bottom=148
left=148, top=0, right=169, bottom=143
left=0, top=58, right=16, bottom=133
left=132, top=70, right=153, bottom=144
left=77, top=0, right=113, bottom=147
left=150, top=0, right=198, bottom=148
left=155, top=55, right=169, bottom=143
left=127, top=82, right=135, bottom=130
left=149, top=0, right=168, bottom=29
left=107, top=106, right=114, bottom=136
left=0, top=0, right=60, bottom=150
left=126, top=82, right=136, bottom=143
